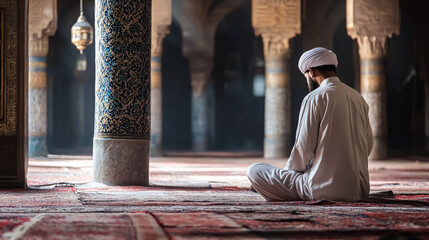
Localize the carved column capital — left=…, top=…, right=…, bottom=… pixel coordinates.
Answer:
left=347, top=0, right=400, bottom=58
left=28, top=0, right=57, bottom=57
left=29, top=35, right=49, bottom=57
left=151, top=0, right=171, bottom=57
left=190, top=73, right=208, bottom=96
left=259, top=32, right=293, bottom=57
left=356, top=36, right=388, bottom=59
left=252, top=0, right=300, bottom=56
left=151, top=25, right=170, bottom=57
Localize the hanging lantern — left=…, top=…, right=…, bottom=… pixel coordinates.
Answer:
left=71, top=0, right=93, bottom=54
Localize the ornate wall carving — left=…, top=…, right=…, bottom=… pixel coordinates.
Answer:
left=0, top=10, right=5, bottom=123
left=0, top=0, right=26, bottom=188
left=347, top=0, right=400, bottom=39
left=252, top=0, right=300, bottom=35
left=0, top=0, right=18, bottom=136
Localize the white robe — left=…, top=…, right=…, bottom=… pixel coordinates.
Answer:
left=248, top=77, right=373, bottom=201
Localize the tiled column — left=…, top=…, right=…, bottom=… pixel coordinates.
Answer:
left=252, top=0, right=301, bottom=158
left=28, top=54, right=48, bottom=157
left=94, top=0, right=151, bottom=185
left=262, top=40, right=291, bottom=158
left=28, top=0, right=57, bottom=157
left=347, top=0, right=400, bottom=160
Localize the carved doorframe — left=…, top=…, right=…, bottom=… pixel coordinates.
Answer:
left=0, top=0, right=28, bottom=188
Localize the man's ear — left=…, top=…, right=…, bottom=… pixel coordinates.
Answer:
left=309, top=68, right=315, bottom=78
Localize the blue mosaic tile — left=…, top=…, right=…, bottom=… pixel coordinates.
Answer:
left=95, top=0, right=151, bottom=139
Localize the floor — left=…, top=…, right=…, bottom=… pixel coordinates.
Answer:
left=1, top=154, right=429, bottom=239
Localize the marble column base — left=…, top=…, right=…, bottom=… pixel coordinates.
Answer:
left=369, top=137, right=387, bottom=160
left=29, top=135, right=48, bottom=157
left=264, top=136, right=289, bottom=158
left=93, top=138, right=150, bottom=185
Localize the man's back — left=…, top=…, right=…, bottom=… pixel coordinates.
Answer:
left=287, top=77, right=373, bottom=201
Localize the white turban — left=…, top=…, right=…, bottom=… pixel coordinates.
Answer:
left=298, top=47, right=338, bottom=74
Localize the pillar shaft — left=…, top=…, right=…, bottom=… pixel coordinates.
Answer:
left=94, top=0, right=151, bottom=185
left=150, top=25, right=170, bottom=157
left=28, top=55, right=48, bottom=157
left=263, top=51, right=291, bottom=158
left=346, top=0, right=400, bottom=160
left=252, top=0, right=301, bottom=158
left=150, top=0, right=171, bottom=156
left=357, top=36, right=388, bottom=160
left=150, top=54, right=163, bottom=156
left=28, top=0, right=57, bottom=157
left=360, top=56, right=387, bottom=159
left=191, top=72, right=208, bottom=152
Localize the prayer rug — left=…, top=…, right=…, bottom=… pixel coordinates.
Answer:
left=0, top=188, right=80, bottom=208
left=76, top=186, right=265, bottom=206
left=1, top=213, right=167, bottom=240
left=154, top=212, right=262, bottom=240
left=0, top=214, right=35, bottom=236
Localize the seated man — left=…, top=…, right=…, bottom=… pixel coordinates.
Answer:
left=248, top=47, right=373, bottom=201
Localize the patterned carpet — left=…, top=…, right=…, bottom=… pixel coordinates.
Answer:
left=0, top=156, right=428, bottom=239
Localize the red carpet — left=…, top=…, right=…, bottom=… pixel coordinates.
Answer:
left=1, top=157, right=428, bottom=239
left=1, top=213, right=167, bottom=240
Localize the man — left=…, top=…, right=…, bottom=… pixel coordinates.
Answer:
left=248, top=47, right=373, bottom=201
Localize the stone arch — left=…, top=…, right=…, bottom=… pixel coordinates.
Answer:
left=47, top=0, right=95, bottom=155
left=212, top=3, right=264, bottom=151
left=333, top=17, right=356, bottom=88
left=162, top=18, right=193, bottom=151
left=386, top=16, right=423, bottom=152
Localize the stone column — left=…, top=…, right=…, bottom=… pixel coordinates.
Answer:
left=94, top=0, right=151, bottom=185
left=347, top=0, right=400, bottom=160
left=358, top=37, right=388, bottom=160
left=28, top=51, right=48, bottom=157
left=184, top=44, right=213, bottom=152
left=190, top=70, right=209, bottom=152
left=262, top=36, right=291, bottom=158
left=150, top=0, right=171, bottom=157
left=28, top=0, right=57, bottom=157
left=252, top=0, right=301, bottom=158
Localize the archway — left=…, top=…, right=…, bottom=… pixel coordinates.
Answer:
left=161, top=19, right=192, bottom=151
left=386, top=16, right=423, bottom=154
left=212, top=4, right=263, bottom=152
